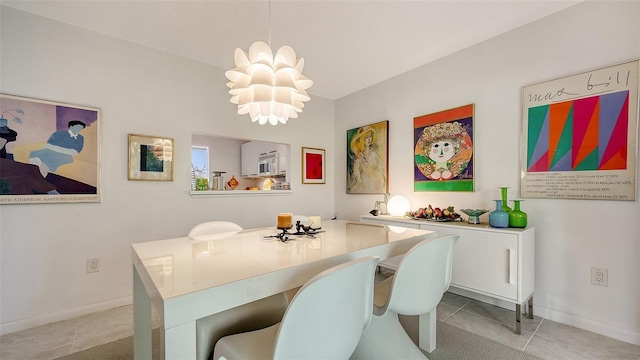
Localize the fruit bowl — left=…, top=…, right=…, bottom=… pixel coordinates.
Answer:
left=406, top=205, right=463, bottom=222
left=459, top=209, right=489, bottom=224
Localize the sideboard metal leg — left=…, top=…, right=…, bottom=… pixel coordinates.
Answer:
left=515, top=303, right=522, bottom=335
left=528, top=296, right=534, bottom=319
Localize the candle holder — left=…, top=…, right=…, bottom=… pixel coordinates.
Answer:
left=268, top=226, right=292, bottom=242
left=265, top=222, right=323, bottom=242
left=292, top=221, right=323, bottom=237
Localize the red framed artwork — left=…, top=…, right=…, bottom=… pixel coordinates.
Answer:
left=302, top=147, right=325, bottom=184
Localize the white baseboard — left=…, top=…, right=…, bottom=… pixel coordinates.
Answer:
left=534, top=304, right=640, bottom=346
left=0, top=296, right=132, bottom=336
left=447, top=287, right=640, bottom=346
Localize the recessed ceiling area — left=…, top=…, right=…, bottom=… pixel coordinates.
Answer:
left=1, top=0, right=582, bottom=100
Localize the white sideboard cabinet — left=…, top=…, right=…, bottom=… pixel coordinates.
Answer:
left=361, top=214, right=535, bottom=334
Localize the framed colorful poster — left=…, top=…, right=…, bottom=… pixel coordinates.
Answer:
left=302, top=147, right=325, bottom=184
left=128, top=134, right=174, bottom=181
left=0, top=94, right=100, bottom=204
left=347, top=120, right=389, bottom=194
left=414, top=104, right=474, bottom=192
left=521, top=60, right=638, bottom=200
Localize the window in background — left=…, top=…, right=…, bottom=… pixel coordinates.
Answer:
left=191, top=146, right=209, bottom=190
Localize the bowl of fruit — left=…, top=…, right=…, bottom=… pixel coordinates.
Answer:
left=406, top=205, right=462, bottom=222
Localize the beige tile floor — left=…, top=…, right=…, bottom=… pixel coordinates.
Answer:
left=1, top=291, right=639, bottom=360
left=437, top=292, right=640, bottom=360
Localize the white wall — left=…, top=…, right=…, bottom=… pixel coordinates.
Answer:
left=1, top=1, right=639, bottom=346
left=0, top=6, right=335, bottom=333
left=334, top=1, right=639, bottom=344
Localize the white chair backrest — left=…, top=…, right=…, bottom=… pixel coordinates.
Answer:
left=385, top=234, right=459, bottom=316
left=273, top=256, right=379, bottom=359
left=188, top=221, right=243, bottom=241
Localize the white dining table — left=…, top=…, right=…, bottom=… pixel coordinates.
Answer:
left=132, top=220, right=438, bottom=359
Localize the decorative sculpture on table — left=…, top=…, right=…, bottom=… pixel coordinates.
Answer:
left=267, top=213, right=323, bottom=242
left=459, top=209, right=489, bottom=224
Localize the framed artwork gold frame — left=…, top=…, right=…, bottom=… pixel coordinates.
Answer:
left=302, top=147, right=325, bottom=184
left=128, top=133, right=174, bottom=181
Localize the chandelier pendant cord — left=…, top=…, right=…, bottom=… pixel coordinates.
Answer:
left=268, top=0, right=272, bottom=48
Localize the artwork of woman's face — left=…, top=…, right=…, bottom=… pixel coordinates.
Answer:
left=363, top=134, right=372, bottom=147
left=429, top=140, right=455, bottom=162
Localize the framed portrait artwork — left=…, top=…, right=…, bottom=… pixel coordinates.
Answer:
left=0, top=93, right=101, bottom=204
left=302, top=147, right=325, bottom=184
left=521, top=60, right=638, bottom=200
left=346, top=120, right=389, bottom=194
left=128, top=134, right=174, bottom=181
left=414, top=104, right=474, bottom=192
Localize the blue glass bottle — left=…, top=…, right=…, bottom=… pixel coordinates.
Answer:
left=489, top=200, right=509, bottom=228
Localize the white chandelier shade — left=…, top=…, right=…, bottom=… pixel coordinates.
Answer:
left=225, top=41, right=313, bottom=125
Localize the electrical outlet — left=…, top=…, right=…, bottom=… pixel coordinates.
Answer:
left=591, top=267, right=608, bottom=286
left=87, top=258, right=101, bottom=273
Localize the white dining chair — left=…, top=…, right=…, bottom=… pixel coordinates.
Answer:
left=282, top=215, right=311, bottom=302
left=189, top=220, right=290, bottom=360
left=188, top=221, right=243, bottom=241
left=211, top=256, right=380, bottom=360
left=377, top=253, right=402, bottom=273
left=351, top=234, right=459, bottom=360
left=197, top=293, right=289, bottom=360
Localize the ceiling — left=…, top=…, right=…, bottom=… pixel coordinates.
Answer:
left=1, top=0, right=582, bottom=100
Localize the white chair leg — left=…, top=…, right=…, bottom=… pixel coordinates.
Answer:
left=351, top=311, right=428, bottom=360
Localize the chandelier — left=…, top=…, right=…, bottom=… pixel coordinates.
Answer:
left=225, top=3, right=313, bottom=125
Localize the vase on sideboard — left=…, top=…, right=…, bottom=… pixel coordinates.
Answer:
left=509, top=200, right=527, bottom=228
left=489, top=200, right=509, bottom=228
left=500, top=187, right=512, bottom=213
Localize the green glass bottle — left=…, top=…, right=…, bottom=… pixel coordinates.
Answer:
left=509, top=200, right=527, bottom=228
left=500, top=187, right=512, bottom=212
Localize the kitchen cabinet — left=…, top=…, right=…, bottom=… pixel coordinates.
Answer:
left=275, top=143, right=287, bottom=177
left=241, top=141, right=288, bottom=178
left=241, top=141, right=260, bottom=177
left=360, top=214, right=535, bottom=334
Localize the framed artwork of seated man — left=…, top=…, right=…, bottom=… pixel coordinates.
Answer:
left=0, top=93, right=101, bottom=204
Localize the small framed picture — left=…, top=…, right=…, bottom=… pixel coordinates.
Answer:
left=302, top=147, right=325, bottom=184
left=128, top=134, right=174, bottom=181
